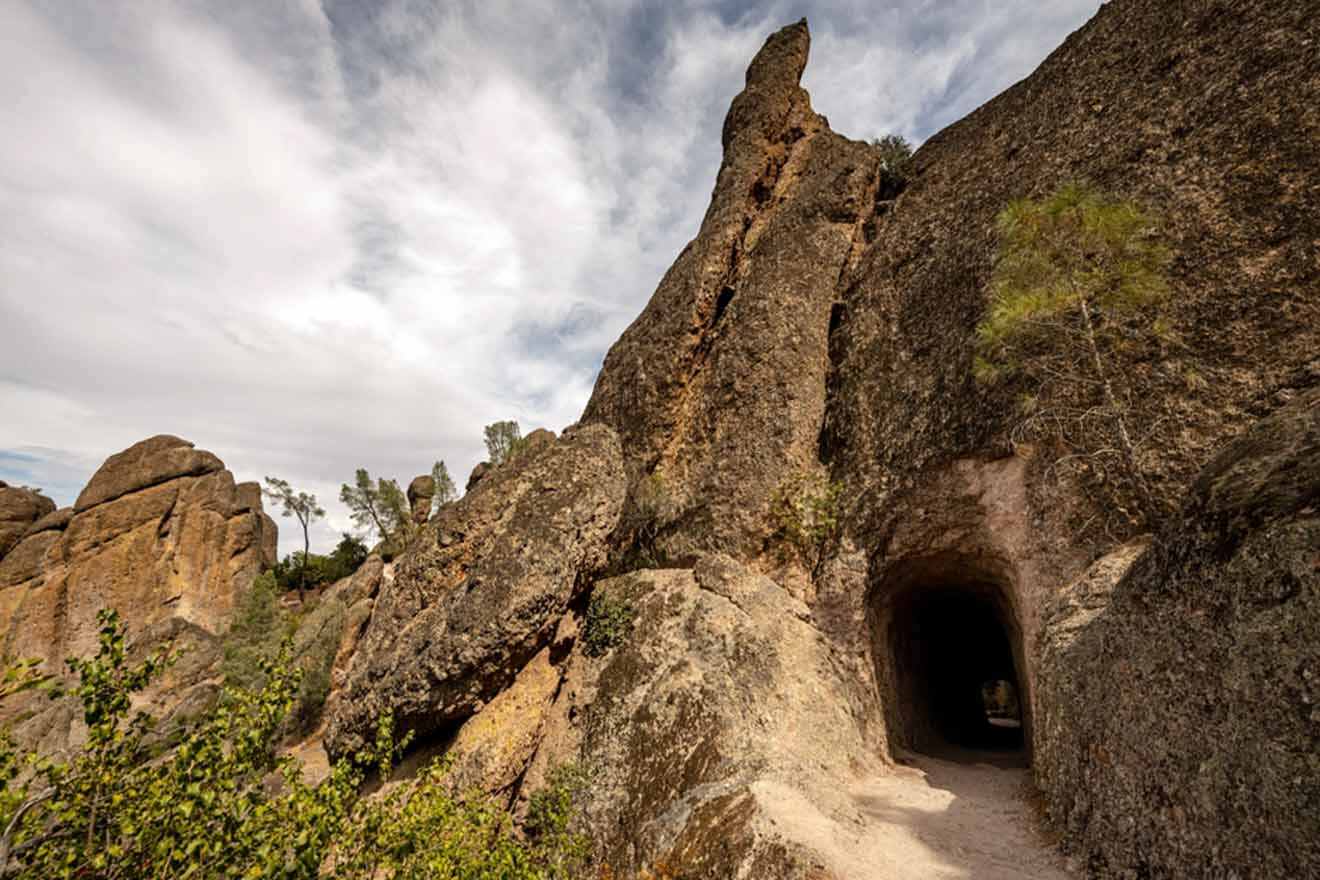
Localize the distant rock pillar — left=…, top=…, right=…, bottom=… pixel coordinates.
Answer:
left=407, top=475, right=435, bottom=525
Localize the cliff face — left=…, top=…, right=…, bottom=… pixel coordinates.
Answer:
left=11, top=0, right=1314, bottom=876
left=1037, top=389, right=1320, bottom=877
left=0, top=435, right=277, bottom=750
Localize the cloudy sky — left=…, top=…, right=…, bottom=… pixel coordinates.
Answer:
left=0, top=0, right=1102, bottom=555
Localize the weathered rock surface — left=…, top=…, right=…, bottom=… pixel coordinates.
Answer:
left=406, top=475, right=434, bottom=525
left=0, top=436, right=277, bottom=749
left=584, top=19, right=881, bottom=560
left=0, top=481, right=55, bottom=560
left=465, top=461, right=490, bottom=493
left=831, top=0, right=1320, bottom=551
left=1037, top=389, right=1320, bottom=878
left=325, top=424, right=625, bottom=756
left=527, top=557, right=885, bottom=878
left=447, top=646, right=560, bottom=800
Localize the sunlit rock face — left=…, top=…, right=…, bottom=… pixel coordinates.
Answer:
left=0, top=435, right=277, bottom=752
left=0, top=481, right=55, bottom=560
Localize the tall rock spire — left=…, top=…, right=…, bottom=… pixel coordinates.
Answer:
left=582, top=19, right=883, bottom=561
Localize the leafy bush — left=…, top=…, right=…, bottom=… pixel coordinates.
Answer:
left=0, top=610, right=593, bottom=880
left=771, top=473, right=842, bottom=564
left=287, top=596, right=347, bottom=735
left=327, top=534, right=369, bottom=578
left=221, top=570, right=288, bottom=694
left=0, top=610, right=351, bottom=879
left=582, top=591, right=636, bottom=658
left=271, top=534, right=369, bottom=594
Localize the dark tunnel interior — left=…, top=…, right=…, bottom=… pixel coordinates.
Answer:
left=884, top=584, right=1027, bottom=760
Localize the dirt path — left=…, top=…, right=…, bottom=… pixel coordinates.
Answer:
left=845, top=751, right=1073, bottom=880
left=772, top=749, right=1075, bottom=879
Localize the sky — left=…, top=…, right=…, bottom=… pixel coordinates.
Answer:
left=0, top=0, right=1103, bottom=556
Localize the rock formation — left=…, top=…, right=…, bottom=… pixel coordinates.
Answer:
left=0, top=482, right=55, bottom=560
left=322, top=2, right=1318, bottom=876
left=309, top=1, right=1320, bottom=875
left=1036, top=389, right=1320, bottom=878
left=406, top=474, right=434, bottom=525
left=9, top=0, right=1316, bottom=876
left=0, top=435, right=277, bottom=749
left=583, top=19, right=879, bottom=562
left=326, top=424, right=625, bottom=755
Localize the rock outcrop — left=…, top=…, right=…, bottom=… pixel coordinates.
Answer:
left=4, top=2, right=1304, bottom=876
left=584, top=20, right=880, bottom=562
left=325, top=424, right=625, bottom=755
left=406, top=475, right=434, bottom=525
left=0, top=435, right=277, bottom=749
left=527, top=557, right=886, bottom=877
left=0, top=481, right=56, bottom=560
left=311, top=3, right=1319, bottom=876
left=1036, top=389, right=1320, bottom=877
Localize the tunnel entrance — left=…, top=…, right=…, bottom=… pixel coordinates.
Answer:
left=870, top=556, right=1029, bottom=764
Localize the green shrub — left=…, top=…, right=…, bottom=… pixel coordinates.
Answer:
left=771, top=473, right=842, bottom=563
left=0, top=610, right=592, bottom=880
left=525, top=763, right=592, bottom=872
left=582, top=591, right=636, bottom=658
left=270, top=534, right=369, bottom=594
left=222, top=572, right=345, bottom=735
left=872, top=133, right=913, bottom=179
left=220, top=570, right=288, bottom=694
left=333, top=754, right=589, bottom=880
left=0, top=610, right=350, bottom=879
left=287, top=596, right=347, bottom=735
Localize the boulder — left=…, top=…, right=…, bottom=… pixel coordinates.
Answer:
left=446, top=647, right=561, bottom=799
left=0, top=482, right=55, bottom=559
left=325, top=423, right=625, bottom=756
left=465, top=461, right=491, bottom=493
left=1036, top=389, right=1320, bottom=877
left=406, top=474, right=435, bottom=525
left=74, top=434, right=222, bottom=512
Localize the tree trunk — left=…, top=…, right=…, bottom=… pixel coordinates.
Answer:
left=1077, top=296, right=1158, bottom=527
left=299, top=515, right=309, bottom=602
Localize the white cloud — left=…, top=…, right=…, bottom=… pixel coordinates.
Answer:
left=0, top=0, right=1102, bottom=556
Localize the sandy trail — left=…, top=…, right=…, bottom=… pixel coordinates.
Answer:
left=781, top=749, right=1075, bottom=880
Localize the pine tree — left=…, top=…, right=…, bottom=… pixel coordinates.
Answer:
left=975, top=182, right=1172, bottom=527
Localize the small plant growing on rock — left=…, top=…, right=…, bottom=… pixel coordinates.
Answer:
left=771, top=472, right=842, bottom=566
left=483, top=419, right=528, bottom=466
left=583, top=591, right=637, bottom=657
left=975, top=181, right=1172, bottom=528
left=872, top=133, right=913, bottom=180
left=611, top=473, right=680, bottom=573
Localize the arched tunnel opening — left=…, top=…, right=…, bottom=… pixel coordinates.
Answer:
left=870, top=556, right=1030, bottom=765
